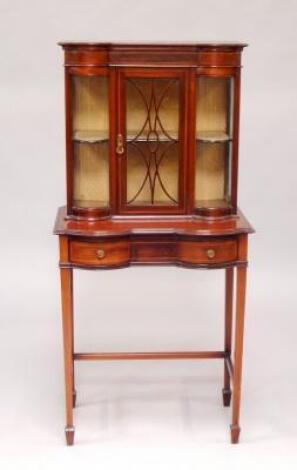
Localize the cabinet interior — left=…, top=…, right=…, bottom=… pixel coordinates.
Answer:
left=73, top=142, right=109, bottom=208
left=195, top=77, right=232, bottom=208
left=71, top=76, right=109, bottom=208
left=69, top=72, right=234, bottom=213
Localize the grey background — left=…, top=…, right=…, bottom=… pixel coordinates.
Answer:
left=0, top=0, right=297, bottom=468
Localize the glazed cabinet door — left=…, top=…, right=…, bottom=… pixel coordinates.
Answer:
left=116, top=69, right=187, bottom=214
left=66, top=67, right=110, bottom=218
left=194, top=69, right=239, bottom=216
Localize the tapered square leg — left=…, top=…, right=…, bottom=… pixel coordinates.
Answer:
left=69, top=268, right=76, bottom=407
left=60, top=236, right=75, bottom=446
left=223, top=267, right=234, bottom=407
left=61, top=266, right=75, bottom=445
left=230, top=264, right=247, bottom=444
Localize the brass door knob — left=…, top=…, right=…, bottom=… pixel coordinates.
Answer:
left=206, top=249, right=216, bottom=259
left=96, top=249, right=105, bottom=259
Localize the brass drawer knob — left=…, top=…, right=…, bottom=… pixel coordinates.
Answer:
left=206, top=249, right=216, bottom=259
left=96, top=249, right=105, bottom=259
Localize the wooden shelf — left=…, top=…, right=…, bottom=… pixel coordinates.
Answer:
left=73, top=130, right=231, bottom=144
left=73, top=130, right=108, bottom=143
left=197, top=131, right=231, bottom=143
left=128, top=131, right=231, bottom=143
left=73, top=130, right=179, bottom=144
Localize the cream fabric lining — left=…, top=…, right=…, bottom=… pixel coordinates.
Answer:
left=73, top=143, right=109, bottom=207
left=195, top=77, right=231, bottom=206
left=72, top=76, right=109, bottom=208
left=127, top=144, right=179, bottom=204
left=195, top=142, right=228, bottom=202
left=196, top=77, right=229, bottom=133
left=72, top=75, right=109, bottom=137
left=126, top=79, right=179, bottom=138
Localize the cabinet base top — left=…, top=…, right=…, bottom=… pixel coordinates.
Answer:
left=59, top=42, right=248, bottom=49
left=54, top=206, right=254, bottom=238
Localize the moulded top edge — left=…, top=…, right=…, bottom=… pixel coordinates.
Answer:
left=53, top=207, right=254, bottom=237
left=58, top=41, right=248, bottom=49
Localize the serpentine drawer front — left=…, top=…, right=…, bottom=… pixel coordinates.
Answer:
left=178, top=239, right=238, bottom=265
left=70, top=238, right=130, bottom=268
left=69, top=237, right=238, bottom=267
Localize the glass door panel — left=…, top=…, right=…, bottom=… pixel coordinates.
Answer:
left=125, top=78, right=180, bottom=207
left=71, top=75, right=109, bottom=208
left=195, top=76, right=233, bottom=210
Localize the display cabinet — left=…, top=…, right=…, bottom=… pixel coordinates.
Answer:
left=54, top=42, right=254, bottom=445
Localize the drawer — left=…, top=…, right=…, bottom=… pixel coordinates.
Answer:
left=178, top=239, right=237, bottom=265
left=70, top=238, right=130, bottom=267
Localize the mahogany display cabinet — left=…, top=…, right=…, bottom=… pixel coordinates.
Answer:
left=54, top=42, right=254, bottom=445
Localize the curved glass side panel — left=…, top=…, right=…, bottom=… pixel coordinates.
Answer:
left=195, top=77, right=233, bottom=210
left=71, top=75, right=109, bottom=208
